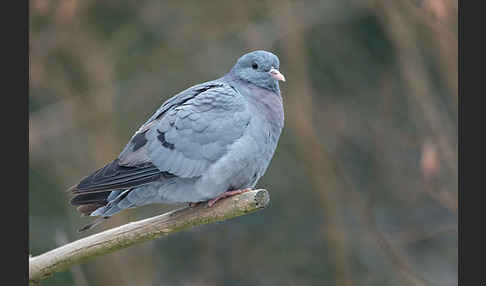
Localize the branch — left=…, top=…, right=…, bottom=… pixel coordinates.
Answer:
left=29, top=189, right=270, bottom=284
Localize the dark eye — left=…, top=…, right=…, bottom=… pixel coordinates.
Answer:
left=252, top=62, right=258, bottom=70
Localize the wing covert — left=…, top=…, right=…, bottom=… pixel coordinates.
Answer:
left=118, top=82, right=251, bottom=178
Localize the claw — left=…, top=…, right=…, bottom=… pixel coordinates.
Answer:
left=188, top=202, right=201, bottom=208
left=207, top=188, right=252, bottom=207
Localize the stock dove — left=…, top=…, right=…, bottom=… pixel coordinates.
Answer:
left=69, top=50, right=285, bottom=231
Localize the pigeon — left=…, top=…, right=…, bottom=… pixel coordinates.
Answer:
left=69, top=50, right=286, bottom=232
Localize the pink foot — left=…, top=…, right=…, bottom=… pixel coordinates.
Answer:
left=207, top=188, right=252, bottom=207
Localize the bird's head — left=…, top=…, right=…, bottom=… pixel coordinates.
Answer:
left=230, top=50, right=285, bottom=93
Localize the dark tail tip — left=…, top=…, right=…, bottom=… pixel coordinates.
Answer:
left=77, top=216, right=109, bottom=232
left=76, top=203, right=105, bottom=216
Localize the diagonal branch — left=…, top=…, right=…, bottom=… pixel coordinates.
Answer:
left=29, top=189, right=270, bottom=284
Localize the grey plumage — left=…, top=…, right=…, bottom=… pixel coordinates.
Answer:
left=69, top=50, right=285, bottom=231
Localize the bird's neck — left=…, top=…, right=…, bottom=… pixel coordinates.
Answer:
left=227, top=76, right=284, bottom=130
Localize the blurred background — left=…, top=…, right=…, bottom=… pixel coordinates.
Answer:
left=29, top=0, right=458, bottom=285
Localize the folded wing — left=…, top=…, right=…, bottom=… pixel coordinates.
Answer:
left=69, top=81, right=250, bottom=199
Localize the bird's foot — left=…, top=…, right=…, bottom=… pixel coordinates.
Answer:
left=207, top=188, right=252, bottom=207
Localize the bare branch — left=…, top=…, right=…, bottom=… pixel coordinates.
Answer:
left=29, top=189, right=270, bottom=283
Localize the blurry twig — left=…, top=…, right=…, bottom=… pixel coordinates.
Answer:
left=390, top=223, right=457, bottom=246
left=424, top=187, right=457, bottom=214
left=29, top=189, right=270, bottom=284
left=338, top=165, right=433, bottom=286
left=374, top=0, right=458, bottom=213
left=266, top=0, right=353, bottom=285
left=376, top=0, right=457, bottom=177
left=362, top=199, right=432, bottom=286
left=333, top=126, right=435, bottom=286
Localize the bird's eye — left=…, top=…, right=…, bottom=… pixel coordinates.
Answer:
left=252, top=63, right=258, bottom=70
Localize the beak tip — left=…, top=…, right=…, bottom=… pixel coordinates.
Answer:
left=269, top=68, right=286, bottom=82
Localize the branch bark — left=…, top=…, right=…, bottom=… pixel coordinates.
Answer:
left=29, top=189, right=270, bottom=284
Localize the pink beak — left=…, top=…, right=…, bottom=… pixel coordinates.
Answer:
left=269, top=67, right=286, bottom=82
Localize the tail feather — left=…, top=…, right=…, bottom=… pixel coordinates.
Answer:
left=78, top=216, right=110, bottom=232
left=76, top=203, right=105, bottom=217
left=70, top=192, right=111, bottom=206
left=75, top=189, right=134, bottom=231
left=70, top=191, right=111, bottom=217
